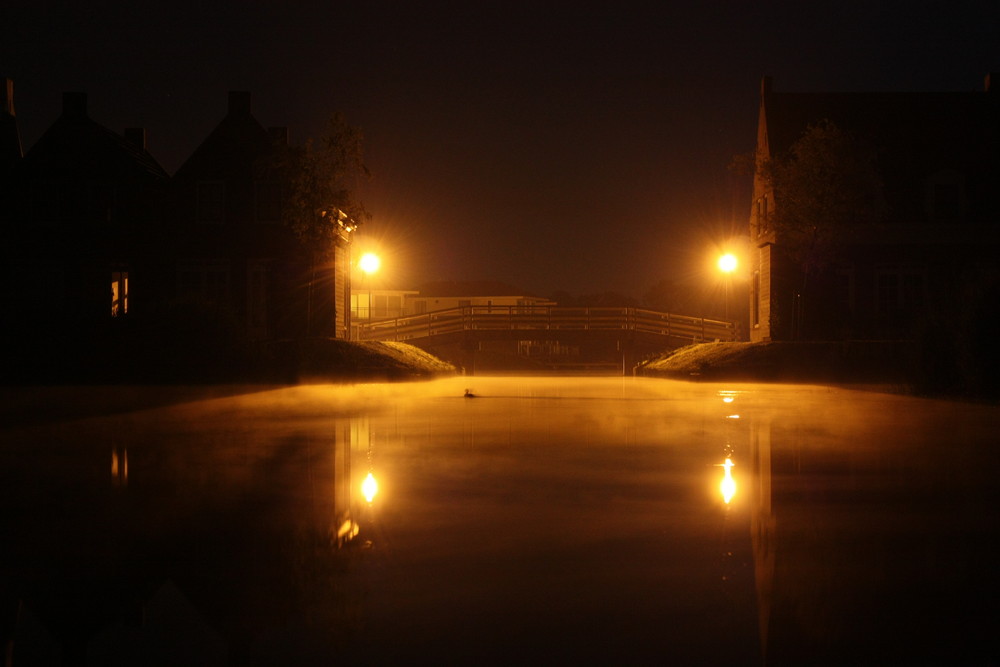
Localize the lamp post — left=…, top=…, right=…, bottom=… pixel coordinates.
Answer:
left=717, top=253, right=738, bottom=321
left=359, top=252, right=380, bottom=322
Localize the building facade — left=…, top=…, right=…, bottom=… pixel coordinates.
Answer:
left=749, top=75, right=1000, bottom=342
left=0, top=84, right=358, bottom=381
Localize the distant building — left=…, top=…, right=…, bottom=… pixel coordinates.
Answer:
left=749, top=74, right=1000, bottom=342
left=405, top=280, right=554, bottom=314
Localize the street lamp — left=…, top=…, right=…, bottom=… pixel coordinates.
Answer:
left=359, top=252, right=380, bottom=320
left=718, top=253, right=737, bottom=321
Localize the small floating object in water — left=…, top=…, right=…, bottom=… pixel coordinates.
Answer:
left=464, top=389, right=477, bottom=398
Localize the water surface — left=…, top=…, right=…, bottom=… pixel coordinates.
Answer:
left=1, top=377, right=996, bottom=664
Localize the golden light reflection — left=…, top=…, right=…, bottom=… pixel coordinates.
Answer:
left=719, top=458, right=736, bottom=504
left=111, top=447, right=128, bottom=487
left=718, top=390, right=740, bottom=404
left=362, top=472, right=379, bottom=504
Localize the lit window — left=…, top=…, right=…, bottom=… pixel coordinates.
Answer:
left=111, top=270, right=128, bottom=316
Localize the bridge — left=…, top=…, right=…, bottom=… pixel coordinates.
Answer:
left=356, top=306, right=736, bottom=372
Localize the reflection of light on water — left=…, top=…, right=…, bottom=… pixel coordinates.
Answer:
left=111, top=447, right=128, bottom=487
left=719, top=458, right=736, bottom=504
left=718, top=390, right=741, bottom=404
left=336, top=516, right=360, bottom=544
left=362, top=472, right=379, bottom=503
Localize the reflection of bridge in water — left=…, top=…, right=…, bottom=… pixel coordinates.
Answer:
left=357, top=306, right=737, bottom=373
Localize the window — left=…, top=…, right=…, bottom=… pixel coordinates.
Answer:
left=196, top=182, right=225, bottom=224
left=177, top=259, right=230, bottom=304
left=876, top=269, right=924, bottom=316
left=247, top=260, right=269, bottom=336
left=751, top=271, right=760, bottom=327
left=111, top=270, right=128, bottom=316
left=835, top=268, right=855, bottom=313
left=254, top=181, right=281, bottom=223
left=754, top=194, right=770, bottom=236
left=927, top=170, right=964, bottom=221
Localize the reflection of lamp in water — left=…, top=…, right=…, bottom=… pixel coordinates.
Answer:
left=362, top=471, right=379, bottom=504
left=719, top=458, right=736, bottom=504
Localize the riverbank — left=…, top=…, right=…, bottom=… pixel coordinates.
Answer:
left=0, top=341, right=458, bottom=427
left=637, top=341, right=915, bottom=389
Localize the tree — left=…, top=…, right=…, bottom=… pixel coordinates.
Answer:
left=276, top=112, right=372, bottom=255
left=760, top=119, right=886, bottom=338
left=762, top=119, right=886, bottom=282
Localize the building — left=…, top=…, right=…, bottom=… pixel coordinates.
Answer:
left=0, top=84, right=361, bottom=382
left=162, top=91, right=355, bottom=343
left=749, top=75, right=1000, bottom=342
left=0, top=85, right=168, bottom=379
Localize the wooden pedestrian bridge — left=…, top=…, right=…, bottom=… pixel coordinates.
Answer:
left=356, top=305, right=736, bottom=349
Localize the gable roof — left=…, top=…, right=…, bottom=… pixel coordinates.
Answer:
left=19, top=92, right=167, bottom=181
left=171, top=91, right=274, bottom=182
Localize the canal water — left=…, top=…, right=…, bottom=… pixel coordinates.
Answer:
left=1, top=377, right=997, bottom=665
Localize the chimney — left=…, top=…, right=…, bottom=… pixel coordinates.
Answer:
left=228, top=90, right=251, bottom=116
left=62, top=91, right=88, bottom=118
left=2, top=78, right=14, bottom=117
left=268, top=126, right=288, bottom=146
left=124, top=127, right=147, bottom=151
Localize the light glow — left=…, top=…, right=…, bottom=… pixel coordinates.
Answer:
left=719, top=458, right=736, bottom=504
left=717, top=253, right=738, bottom=274
left=361, top=472, right=379, bottom=503
left=359, top=252, right=381, bottom=275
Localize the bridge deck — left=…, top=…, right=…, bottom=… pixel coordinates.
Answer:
left=357, top=306, right=736, bottom=345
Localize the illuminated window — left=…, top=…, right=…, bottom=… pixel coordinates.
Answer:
left=111, top=270, right=129, bottom=316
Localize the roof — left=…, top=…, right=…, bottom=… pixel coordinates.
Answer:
left=171, top=91, right=274, bottom=182
left=18, top=96, right=168, bottom=181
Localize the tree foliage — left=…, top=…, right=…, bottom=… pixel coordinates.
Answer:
left=761, top=119, right=886, bottom=281
left=277, top=113, right=372, bottom=254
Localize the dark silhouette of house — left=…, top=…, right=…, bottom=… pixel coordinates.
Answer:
left=160, top=91, right=354, bottom=345
left=0, top=85, right=168, bottom=381
left=1, top=85, right=357, bottom=382
left=749, top=74, right=1000, bottom=343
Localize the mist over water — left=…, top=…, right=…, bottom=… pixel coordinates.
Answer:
left=1, top=378, right=996, bottom=664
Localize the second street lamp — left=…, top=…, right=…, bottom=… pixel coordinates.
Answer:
left=359, top=252, right=380, bottom=320
left=718, top=253, right=738, bottom=321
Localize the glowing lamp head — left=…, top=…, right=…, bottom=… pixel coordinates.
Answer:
left=718, top=253, right=738, bottom=274
left=359, top=252, right=381, bottom=276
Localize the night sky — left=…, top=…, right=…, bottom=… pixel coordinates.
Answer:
left=3, top=1, right=998, bottom=301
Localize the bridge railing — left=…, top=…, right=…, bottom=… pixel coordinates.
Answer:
left=357, top=306, right=736, bottom=343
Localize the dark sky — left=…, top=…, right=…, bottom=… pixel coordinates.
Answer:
left=3, top=1, right=999, bottom=300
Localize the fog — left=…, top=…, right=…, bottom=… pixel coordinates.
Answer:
left=1, top=377, right=996, bottom=664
